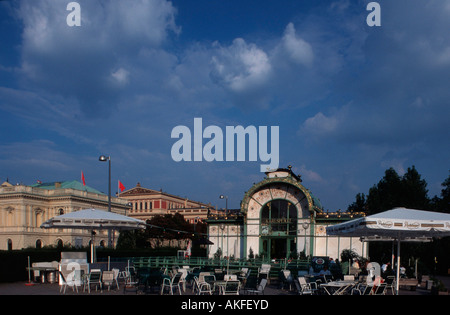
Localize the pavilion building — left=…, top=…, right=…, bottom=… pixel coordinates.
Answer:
left=207, top=167, right=368, bottom=261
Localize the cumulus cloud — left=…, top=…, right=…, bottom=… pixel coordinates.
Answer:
left=301, top=112, right=339, bottom=137
left=281, top=23, right=314, bottom=66
left=210, top=38, right=272, bottom=93
left=16, top=0, right=180, bottom=117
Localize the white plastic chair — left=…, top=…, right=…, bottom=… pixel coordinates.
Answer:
left=297, top=276, right=315, bottom=295
left=194, top=276, right=212, bottom=295
left=102, top=270, right=115, bottom=291
left=59, top=271, right=79, bottom=294
left=161, top=272, right=183, bottom=295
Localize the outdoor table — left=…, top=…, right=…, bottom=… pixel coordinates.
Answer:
left=320, top=280, right=356, bottom=295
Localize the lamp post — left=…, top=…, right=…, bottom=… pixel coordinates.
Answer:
left=219, top=195, right=228, bottom=216
left=99, top=155, right=112, bottom=247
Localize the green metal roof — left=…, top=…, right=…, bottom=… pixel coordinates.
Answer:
left=30, top=180, right=105, bottom=195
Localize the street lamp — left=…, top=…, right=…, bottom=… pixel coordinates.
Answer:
left=99, top=155, right=112, bottom=247
left=219, top=195, right=228, bottom=216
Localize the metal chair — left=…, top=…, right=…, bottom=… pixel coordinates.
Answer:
left=245, top=278, right=267, bottom=295
left=221, top=280, right=240, bottom=295
left=385, top=276, right=396, bottom=295
left=297, top=276, right=315, bottom=295
left=161, top=272, right=183, bottom=295
left=373, top=283, right=387, bottom=295
left=193, top=276, right=212, bottom=295
left=102, top=270, right=115, bottom=291
left=84, top=269, right=102, bottom=293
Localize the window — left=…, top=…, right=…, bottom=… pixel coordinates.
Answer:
left=261, top=200, right=297, bottom=236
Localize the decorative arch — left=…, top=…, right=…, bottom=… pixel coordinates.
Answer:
left=241, top=169, right=323, bottom=259
left=241, top=176, right=322, bottom=220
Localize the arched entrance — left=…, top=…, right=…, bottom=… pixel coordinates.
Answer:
left=260, top=199, right=297, bottom=259
left=240, top=168, right=323, bottom=260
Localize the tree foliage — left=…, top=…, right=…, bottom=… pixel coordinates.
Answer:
left=348, top=166, right=440, bottom=215
left=117, top=213, right=207, bottom=249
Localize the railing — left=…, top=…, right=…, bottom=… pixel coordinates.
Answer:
left=101, top=256, right=312, bottom=279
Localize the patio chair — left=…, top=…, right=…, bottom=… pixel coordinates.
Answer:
left=84, top=269, right=102, bottom=293
left=59, top=271, right=78, bottom=294
left=245, top=278, right=267, bottom=295
left=178, top=268, right=188, bottom=292
left=351, top=283, right=370, bottom=295
left=221, top=280, right=240, bottom=295
left=279, top=270, right=293, bottom=291
left=204, top=275, right=216, bottom=293
left=239, top=268, right=251, bottom=285
left=193, top=276, right=212, bottom=295
left=123, top=271, right=140, bottom=294
left=258, top=264, right=271, bottom=281
left=161, top=272, right=183, bottom=295
left=373, top=283, right=387, bottom=295
left=385, top=276, right=396, bottom=295
left=112, top=268, right=120, bottom=290
left=297, top=276, right=315, bottom=295
left=102, top=270, right=115, bottom=291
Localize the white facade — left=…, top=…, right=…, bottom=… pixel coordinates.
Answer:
left=0, top=181, right=129, bottom=250
left=208, top=169, right=368, bottom=261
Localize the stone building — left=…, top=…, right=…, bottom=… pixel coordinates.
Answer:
left=0, top=180, right=129, bottom=250
left=207, top=167, right=368, bottom=261
left=118, top=183, right=213, bottom=224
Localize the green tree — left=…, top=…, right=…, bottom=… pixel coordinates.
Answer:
left=434, top=171, right=450, bottom=213
left=401, top=166, right=430, bottom=210
left=352, top=166, right=431, bottom=215
left=365, top=167, right=403, bottom=214
left=347, top=193, right=366, bottom=213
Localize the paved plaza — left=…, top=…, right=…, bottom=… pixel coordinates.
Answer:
left=1, top=276, right=448, bottom=296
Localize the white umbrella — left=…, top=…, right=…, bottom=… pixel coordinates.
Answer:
left=41, top=208, right=146, bottom=230
left=326, top=207, right=450, bottom=294
left=41, top=208, right=146, bottom=263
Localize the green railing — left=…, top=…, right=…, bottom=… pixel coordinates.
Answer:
left=124, top=256, right=312, bottom=279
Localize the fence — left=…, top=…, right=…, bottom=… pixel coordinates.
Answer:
left=103, top=256, right=313, bottom=280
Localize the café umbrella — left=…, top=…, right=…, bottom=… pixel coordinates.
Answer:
left=41, top=208, right=146, bottom=263
left=326, top=207, right=450, bottom=294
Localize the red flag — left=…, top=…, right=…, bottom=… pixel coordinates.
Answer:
left=81, top=171, right=86, bottom=186
left=118, top=180, right=125, bottom=192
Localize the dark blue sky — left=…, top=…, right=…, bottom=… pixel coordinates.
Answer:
left=0, top=0, right=449, bottom=210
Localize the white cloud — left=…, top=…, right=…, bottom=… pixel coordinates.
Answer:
left=111, top=68, right=130, bottom=85
left=210, top=38, right=272, bottom=93
left=16, top=0, right=180, bottom=116
left=300, top=112, right=339, bottom=136
left=298, top=165, right=324, bottom=183
left=281, top=23, right=314, bottom=66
